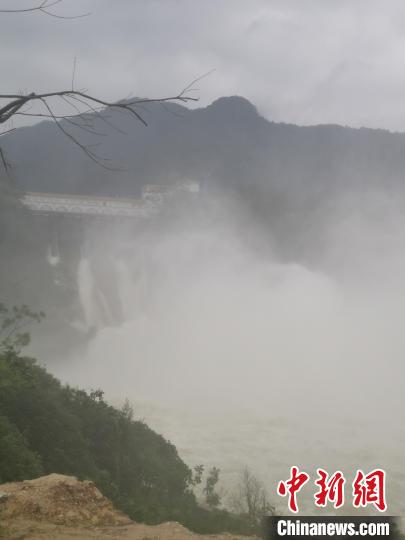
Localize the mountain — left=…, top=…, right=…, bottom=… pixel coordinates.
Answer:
left=3, top=95, right=405, bottom=198
left=2, top=95, right=405, bottom=256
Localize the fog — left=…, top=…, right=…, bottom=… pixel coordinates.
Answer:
left=4, top=0, right=405, bottom=524
left=49, top=190, right=405, bottom=515
left=6, top=0, right=405, bottom=131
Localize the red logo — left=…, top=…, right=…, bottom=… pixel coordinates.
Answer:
left=277, top=466, right=310, bottom=513
left=314, top=468, right=346, bottom=509
left=352, top=469, right=387, bottom=512
left=277, top=467, right=386, bottom=513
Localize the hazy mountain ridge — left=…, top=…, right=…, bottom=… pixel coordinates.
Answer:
left=3, top=95, right=405, bottom=201
left=2, top=94, right=405, bottom=267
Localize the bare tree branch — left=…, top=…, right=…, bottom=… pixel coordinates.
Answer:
left=65, top=94, right=128, bottom=135
left=0, top=0, right=90, bottom=19
left=0, top=1, right=214, bottom=174
left=0, top=90, right=198, bottom=126
left=0, top=127, right=16, bottom=135
left=0, top=147, right=10, bottom=172
left=38, top=97, right=122, bottom=170
left=0, top=86, right=199, bottom=170
left=71, top=56, right=77, bottom=91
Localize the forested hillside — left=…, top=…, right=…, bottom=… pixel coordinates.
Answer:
left=0, top=346, right=256, bottom=535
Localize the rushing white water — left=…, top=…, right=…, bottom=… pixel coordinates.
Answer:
left=46, top=246, right=60, bottom=268
left=55, top=201, right=405, bottom=517
left=78, top=257, right=101, bottom=328
left=77, top=257, right=115, bottom=328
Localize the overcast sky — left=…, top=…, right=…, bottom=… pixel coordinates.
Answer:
left=3, top=0, right=405, bottom=131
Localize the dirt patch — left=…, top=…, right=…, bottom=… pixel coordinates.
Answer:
left=0, top=475, right=255, bottom=540
left=0, top=474, right=130, bottom=527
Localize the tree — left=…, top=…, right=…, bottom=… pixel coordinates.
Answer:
left=0, top=1, right=90, bottom=18
left=0, top=1, right=199, bottom=171
left=0, top=88, right=198, bottom=171
left=0, top=303, right=45, bottom=353
left=229, top=467, right=276, bottom=528
left=203, top=466, right=221, bottom=510
left=0, top=414, right=43, bottom=482
left=192, top=464, right=204, bottom=486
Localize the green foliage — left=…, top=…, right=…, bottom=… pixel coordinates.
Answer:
left=179, top=504, right=255, bottom=536
left=0, top=349, right=254, bottom=535
left=0, top=349, right=194, bottom=519
left=0, top=303, right=45, bottom=353
left=0, top=415, right=43, bottom=482
left=192, top=464, right=204, bottom=486
left=203, top=466, right=221, bottom=510
left=0, top=303, right=260, bottom=535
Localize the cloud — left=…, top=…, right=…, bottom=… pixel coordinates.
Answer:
left=3, top=0, right=405, bottom=130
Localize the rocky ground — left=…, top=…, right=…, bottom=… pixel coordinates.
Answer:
left=0, top=474, right=255, bottom=540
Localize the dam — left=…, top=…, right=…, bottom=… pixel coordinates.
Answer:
left=20, top=180, right=200, bottom=219
left=18, top=180, right=200, bottom=329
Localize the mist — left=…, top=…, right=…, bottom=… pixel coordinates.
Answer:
left=4, top=0, right=405, bottom=532
left=46, top=189, right=405, bottom=515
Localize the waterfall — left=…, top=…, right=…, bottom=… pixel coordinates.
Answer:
left=77, top=257, right=115, bottom=329
left=47, top=246, right=60, bottom=267
left=77, top=253, right=145, bottom=330
left=78, top=257, right=98, bottom=328
left=46, top=218, right=61, bottom=267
